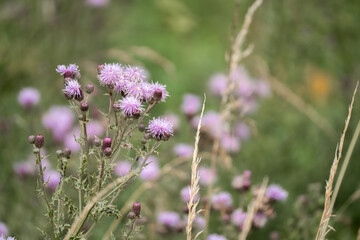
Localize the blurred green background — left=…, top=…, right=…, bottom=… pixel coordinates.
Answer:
left=1, top=0, right=360, bottom=239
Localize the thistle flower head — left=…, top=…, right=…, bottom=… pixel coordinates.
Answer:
left=0, top=222, right=8, bottom=237
left=18, top=87, right=40, bottom=109
left=198, top=167, right=217, bottom=186
left=139, top=156, right=160, bottom=181
left=253, top=212, right=267, bottom=228
left=119, top=96, right=143, bottom=118
left=63, top=80, right=82, bottom=99
left=140, top=82, right=153, bottom=102
left=124, top=81, right=144, bottom=99
left=98, top=63, right=123, bottom=87
left=173, top=143, right=193, bottom=157
left=231, top=209, right=247, bottom=229
left=114, top=161, right=131, bottom=176
left=181, top=94, right=201, bottom=116
left=157, top=211, right=181, bottom=228
left=266, top=184, right=288, bottom=201
left=220, top=133, right=241, bottom=153
left=211, top=192, right=233, bottom=210
left=123, top=66, right=146, bottom=82
left=56, top=64, right=80, bottom=77
left=207, top=234, right=227, bottom=240
left=114, top=78, right=128, bottom=94
left=149, top=82, right=168, bottom=102
left=208, top=73, right=228, bottom=96
left=147, top=117, right=173, bottom=141
left=0, top=236, right=16, bottom=240
left=43, top=170, right=61, bottom=191
left=180, top=185, right=199, bottom=202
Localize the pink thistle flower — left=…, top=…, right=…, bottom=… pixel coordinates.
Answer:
left=98, top=63, right=123, bottom=87
left=266, top=184, right=288, bottom=202
left=231, top=209, right=247, bottom=229
left=232, top=170, right=251, bottom=191
left=63, top=80, right=82, bottom=99
left=208, top=73, right=227, bottom=96
left=207, top=234, right=227, bottom=240
left=211, top=192, right=233, bottom=210
left=13, top=160, right=36, bottom=178
left=181, top=94, right=201, bottom=116
left=173, top=143, right=193, bottom=157
left=56, top=64, right=80, bottom=77
left=0, top=222, right=8, bottom=236
left=147, top=117, right=173, bottom=141
left=119, top=96, right=143, bottom=118
left=194, top=216, right=206, bottom=229
left=18, top=87, right=40, bottom=109
left=123, top=66, right=146, bottom=82
left=114, top=78, right=128, bottom=94
left=140, top=82, right=153, bottom=102
left=235, top=123, right=251, bottom=141
left=124, top=81, right=144, bottom=99
left=114, top=161, right=131, bottom=176
left=220, top=133, right=241, bottom=153
left=43, top=170, right=61, bottom=191
left=139, top=156, right=160, bottom=181
left=253, top=212, right=267, bottom=228
left=157, top=211, right=181, bottom=228
left=198, top=167, right=217, bottom=186
left=149, top=82, right=169, bottom=102
left=162, top=113, right=179, bottom=132
left=42, top=106, right=74, bottom=142
left=192, top=111, right=222, bottom=138
left=180, top=185, right=199, bottom=202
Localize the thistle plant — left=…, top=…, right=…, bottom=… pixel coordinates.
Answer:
left=27, top=63, right=173, bottom=239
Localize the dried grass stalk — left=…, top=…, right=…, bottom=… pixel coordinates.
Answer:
left=186, top=95, right=206, bottom=240
left=315, top=82, right=359, bottom=240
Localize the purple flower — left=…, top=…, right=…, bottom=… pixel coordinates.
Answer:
left=157, top=211, right=181, bottom=228
left=42, top=106, right=74, bottom=142
left=139, top=156, right=160, bottom=181
left=114, top=161, right=131, bottom=176
left=208, top=73, right=228, bottom=96
left=235, top=123, right=251, bottom=141
left=13, top=160, right=36, bottom=178
left=256, top=80, right=271, bottom=98
left=63, top=80, right=82, bottom=99
left=232, top=170, right=251, bottom=191
left=192, top=111, right=222, bottom=138
left=114, top=78, right=128, bottom=94
left=149, top=82, right=169, bottom=102
left=43, top=170, right=61, bottom=191
left=231, top=209, right=247, bottom=229
left=211, top=192, right=233, bottom=210
left=220, top=133, right=241, bottom=153
left=123, top=66, right=146, bottom=82
left=0, top=222, right=8, bottom=237
left=162, top=113, right=179, bottom=132
left=98, top=63, right=123, bottom=87
left=207, top=234, right=227, bottom=240
left=147, top=117, right=173, bottom=141
left=140, top=82, right=153, bottom=102
left=236, top=78, right=256, bottom=98
left=253, top=212, right=267, bottom=228
left=119, top=96, right=143, bottom=117
left=266, top=184, right=288, bottom=201
left=125, top=81, right=144, bottom=99
left=87, top=121, right=105, bottom=138
left=18, top=87, right=40, bottom=109
left=85, top=0, right=110, bottom=7
left=173, top=143, right=193, bottom=158
left=180, top=185, right=199, bottom=202
left=56, top=64, right=80, bottom=76
left=0, top=237, right=16, bottom=240
left=181, top=94, right=201, bottom=116
left=198, top=167, right=217, bottom=186
left=194, top=216, right=206, bottom=229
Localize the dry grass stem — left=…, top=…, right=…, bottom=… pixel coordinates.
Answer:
left=186, top=95, right=206, bottom=240
left=315, top=82, right=359, bottom=240
left=238, top=177, right=268, bottom=240
left=257, top=59, right=336, bottom=138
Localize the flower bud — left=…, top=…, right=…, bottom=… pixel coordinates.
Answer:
left=112, top=103, right=121, bottom=112
left=74, top=89, right=84, bottom=102
left=63, top=148, right=71, bottom=159
left=97, top=64, right=104, bottom=75
left=132, top=202, right=141, bottom=217
left=103, top=147, right=112, bottom=156
left=138, top=124, right=145, bottom=132
left=74, top=72, right=81, bottom=80
left=28, top=135, right=35, bottom=144
left=102, top=137, right=112, bottom=150
left=93, top=138, right=101, bottom=147
left=128, top=211, right=135, bottom=219
left=34, top=134, right=44, bottom=148
left=153, top=89, right=163, bottom=102
left=80, top=102, right=89, bottom=112
left=85, top=84, right=94, bottom=94
left=132, top=109, right=140, bottom=119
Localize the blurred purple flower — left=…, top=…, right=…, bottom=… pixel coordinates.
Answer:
left=147, top=117, right=173, bottom=141
left=98, top=63, right=123, bottom=87
left=181, top=94, right=201, bottom=116
left=198, top=167, right=217, bottom=186
left=256, top=80, right=271, bottom=98
left=13, top=160, right=36, bottom=178
left=253, top=212, right=267, bottom=228
left=220, top=133, right=241, bottom=153
left=139, top=156, right=160, bottom=181
left=119, top=96, right=143, bottom=117
left=235, top=123, right=251, bottom=141
left=42, top=106, right=74, bottom=142
left=207, top=234, right=227, bottom=240
left=18, top=87, right=40, bottom=109
left=194, top=216, right=206, bottom=229
left=180, top=185, right=199, bottom=202
left=157, top=211, right=181, bottom=228
left=0, top=222, right=8, bottom=237
left=56, top=64, right=79, bottom=76
left=231, top=209, right=247, bottom=229
left=208, top=73, right=227, bottom=96
left=85, top=0, right=110, bottom=7
left=192, top=111, right=222, bottom=138
left=43, top=170, right=61, bottom=191
left=64, top=128, right=81, bottom=152
left=266, top=184, right=288, bottom=202
left=211, top=192, right=233, bottom=210
left=242, top=97, right=258, bottom=115
left=173, top=143, right=193, bottom=158
left=114, top=161, right=131, bottom=176
left=232, top=170, right=251, bottom=191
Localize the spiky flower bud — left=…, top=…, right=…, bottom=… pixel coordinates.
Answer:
left=103, top=147, right=112, bottom=156
left=153, top=89, right=163, bottom=102
left=102, top=137, right=112, bottom=150
left=85, top=84, right=94, bottom=94
left=74, top=72, right=81, bottom=80
left=74, top=89, right=84, bottom=102
left=138, top=124, right=145, bottom=132
left=28, top=135, right=35, bottom=144
left=128, top=211, right=135, bottom=219
left=63, top=148, right=71, bottom=159
left=34, top=134, right=44, bottom=148
left=132, top=202, right=141, bottom=217
left=80, top=102, right=89, bottom=112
